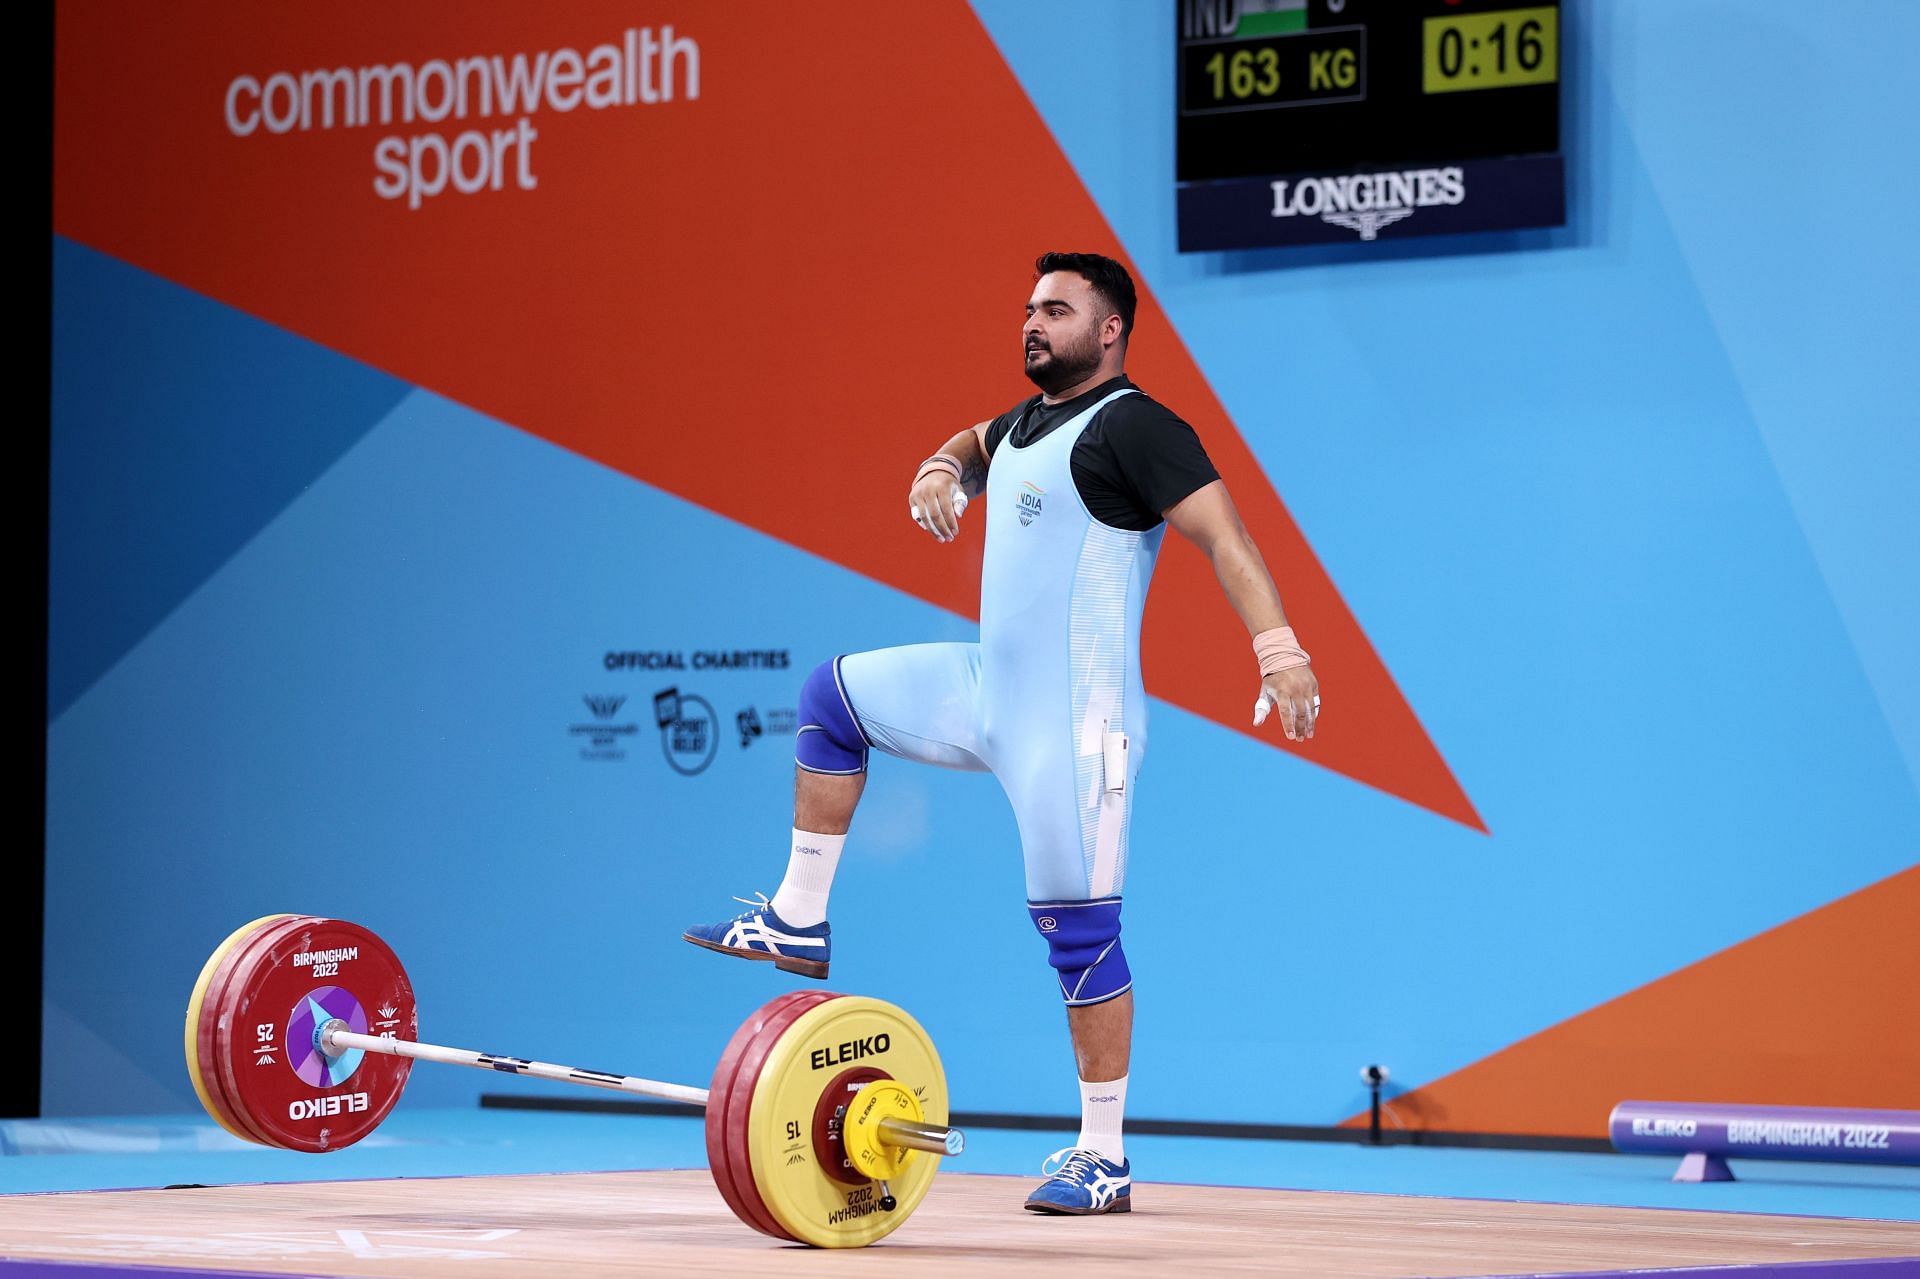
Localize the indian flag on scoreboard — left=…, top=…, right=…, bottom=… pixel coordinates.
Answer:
left=1229, top=0, right=1307, bottom=38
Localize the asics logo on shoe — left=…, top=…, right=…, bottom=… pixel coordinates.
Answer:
left=1081, top=1172, right=1126, bottom=1209
left=721, top=918, right=827, bottom=951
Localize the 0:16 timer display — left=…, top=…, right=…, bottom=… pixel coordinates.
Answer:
left=1423, top=6, right=1558, bottom=95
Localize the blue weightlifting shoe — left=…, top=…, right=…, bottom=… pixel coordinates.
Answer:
left=1023, top=1147, right=1131, bottom=1215
left=682, top=893, right=831, bottom=979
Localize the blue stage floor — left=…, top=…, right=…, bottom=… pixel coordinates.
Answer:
left=4, top=1110, right=1917, bottom=1223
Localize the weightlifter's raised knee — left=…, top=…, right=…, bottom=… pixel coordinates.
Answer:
left=795, top=657, right=868, bottom=776
left=1029, top=897, right=1131, bottom=1006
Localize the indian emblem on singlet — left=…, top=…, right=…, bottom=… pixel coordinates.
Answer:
left=1018, top=481, right=1046, bottom=527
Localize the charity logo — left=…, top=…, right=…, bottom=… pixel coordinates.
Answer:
left=736, top=706, right=797, bottom=749
left=653, top=685, right=718, bottom=776
left=570, top=694, right=637, bottom=760
left=583, top=694, right=627, bottom=719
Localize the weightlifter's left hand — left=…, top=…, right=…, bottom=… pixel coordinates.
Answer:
left=1254, top=666, right=1319, bottom=741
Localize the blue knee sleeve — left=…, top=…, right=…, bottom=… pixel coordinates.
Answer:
left=795, top=657, right=869, bottom=775
left=1029, top=897, right=1131, bottom=1006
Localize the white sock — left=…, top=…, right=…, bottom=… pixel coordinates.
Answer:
left=768, top=828, right=845, bottom=927
left=1077, top=1075, right=1128, bottom=1164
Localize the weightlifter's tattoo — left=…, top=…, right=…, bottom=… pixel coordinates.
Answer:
left=960, top=451, right=988, bottom=496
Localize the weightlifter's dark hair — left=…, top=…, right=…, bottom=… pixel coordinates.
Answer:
left=1034, top=251, right=1137, bottom=341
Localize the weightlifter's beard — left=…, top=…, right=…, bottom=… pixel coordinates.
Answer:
left=1023, top=325, right=1103, bottom=395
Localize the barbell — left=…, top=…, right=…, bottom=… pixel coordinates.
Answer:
left=182, top=915, right=964, bottom=1248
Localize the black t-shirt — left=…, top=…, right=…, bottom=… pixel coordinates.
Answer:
left=982, top=376, right=1219, bottom=531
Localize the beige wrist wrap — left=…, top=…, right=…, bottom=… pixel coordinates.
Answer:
left=1253, top=626, right=1310, bottom=675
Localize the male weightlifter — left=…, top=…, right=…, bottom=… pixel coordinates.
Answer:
left=686, top=252, right=1319, bottom=1215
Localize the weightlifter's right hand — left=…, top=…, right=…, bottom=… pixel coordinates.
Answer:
left=908, top=467, right=970, bottom=544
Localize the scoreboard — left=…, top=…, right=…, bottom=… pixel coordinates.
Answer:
left=1176, top=0, right=1564, bottom=251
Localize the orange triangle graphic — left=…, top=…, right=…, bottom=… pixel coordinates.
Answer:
left=1346, top=863, right=1920, bottom=1138
left=54, top=1, right=1478, bottom=828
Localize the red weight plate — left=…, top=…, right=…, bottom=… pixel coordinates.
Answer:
left=202, top=915, right=346, bottom=1147
left=724, top=992, right=845, bottom=1240
left=706, top=991, right=830, bottom=1240
left=812, top=1066, right=890, bottom=1186
left=706, top=989, right=822, bottom=1186
left=718, top=992, right=834, bottom=1241
left=215, top=916, right=416, bottom=1153
left=213, top=917, right=418, bottom=1152
left=702, top=983, right=829, bottom=1236
left=212, top=914, right=380, bottom=1149
left=195, top=915, right=317, bottom=1147
left=186, top=914, right=301, bottom=1145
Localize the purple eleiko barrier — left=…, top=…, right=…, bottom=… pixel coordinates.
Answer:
left=1610, top=1100, right=1920, bottom=1182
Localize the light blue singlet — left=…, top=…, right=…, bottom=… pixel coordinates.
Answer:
left=838, top=387, right=1165, bottom=901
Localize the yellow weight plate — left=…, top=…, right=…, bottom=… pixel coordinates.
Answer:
left=746, top=996, right=948, bottom=1248
left=183, top=914, right=296, bottom=1142
left=842, top=1079, right=923, bottom=1182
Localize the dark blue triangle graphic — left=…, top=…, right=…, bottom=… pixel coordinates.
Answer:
left=49, top=237, right=413, bottom=721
